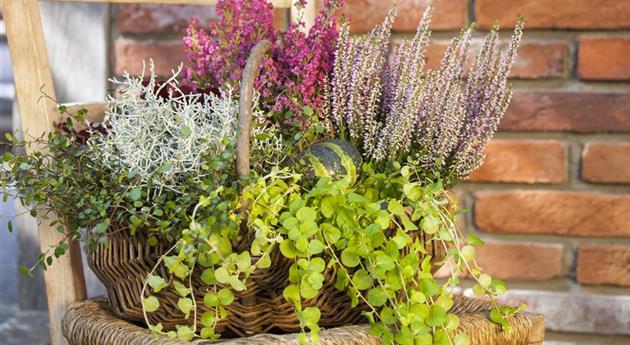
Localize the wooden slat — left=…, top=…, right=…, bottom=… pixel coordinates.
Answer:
left=1, top=1, right=87, bottom=345
left=47, top=0, right=292, bottom=8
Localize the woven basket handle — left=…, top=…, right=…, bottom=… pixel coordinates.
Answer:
left=236, top=40, right=273, bottom=180
left=236, top=40, right=272, bottom=243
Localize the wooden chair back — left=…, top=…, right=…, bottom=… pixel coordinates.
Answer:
left=0, top=1, right=314, bottom=344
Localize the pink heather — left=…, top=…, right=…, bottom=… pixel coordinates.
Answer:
left=183, top=0, right=343, bottom=130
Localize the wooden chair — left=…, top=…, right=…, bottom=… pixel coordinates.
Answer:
left=1, top=1, right=544, bottom=345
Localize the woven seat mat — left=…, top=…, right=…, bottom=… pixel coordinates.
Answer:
left=62, top=296, right=543, bottom=345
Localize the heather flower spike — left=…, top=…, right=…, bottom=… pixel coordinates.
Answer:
left=329, top=7, right=524, bottom=185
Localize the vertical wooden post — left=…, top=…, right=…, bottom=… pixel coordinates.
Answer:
left=1, top=1, right=87, bottom=345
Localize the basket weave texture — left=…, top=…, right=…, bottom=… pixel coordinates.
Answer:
left=62, top=296, right=544, bottom=345
left=85, top=40, right=448, bottom=336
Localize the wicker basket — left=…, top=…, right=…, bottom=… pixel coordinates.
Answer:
left=86, top=40, right=447, bottom=337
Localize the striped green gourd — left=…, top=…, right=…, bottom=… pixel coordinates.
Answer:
left=301, top=139, right=362, bottom=184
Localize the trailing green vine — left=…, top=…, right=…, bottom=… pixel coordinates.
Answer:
left=141, top=164, right=523, bottom=344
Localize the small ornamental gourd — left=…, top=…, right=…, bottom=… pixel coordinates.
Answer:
left=300, top=139, right=362, bottom=184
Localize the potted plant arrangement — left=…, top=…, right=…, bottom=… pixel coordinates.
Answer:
left=1, top=0, right=526, bottom=344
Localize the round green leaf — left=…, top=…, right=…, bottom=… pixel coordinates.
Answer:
left=214, top=267, right=230, bottom=284
left=352, top=269, right=373, bottom=290
left=203, top=292, right=219, bottom=307
left=367, top=287, right=388, bottom=307
left=217, top=288, right=234, bottom=305
left=425, top=305, right=447, bottom=327
left=200, top=312, right=215, bottom=327
left=340, top=249, right=360, bottom=268
left=143, top=295, right=160, bottom=312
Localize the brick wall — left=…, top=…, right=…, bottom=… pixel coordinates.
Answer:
left=113, top=1, right=630, bottom=344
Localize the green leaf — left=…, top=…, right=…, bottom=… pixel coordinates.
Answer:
left=489, top=308, right=508, bottom=329
left=143, top=295, right=160, bottom=312
left=128, top=188, right=141, bottom=201
left=281, top=216, right=299, bottom=229
left=419, top=278, right=439, bottom=298
left=177, top=297, right=193, bottom=319
left=200, top=269, right=216, bottom=285
left=214, top=267, right=230, bottom=284
left=461, top=245, right=476, bottom=261
left=310, top=257, right=326, bottom=273
left=379, top=307, right=397, bottom=325
left=217, top=288, right=234, bottom=305
left=296, top=207, right=317, bottom=222
left=410, top=291, right=426, bottom=304
left=200, top=327, right=215, bottom=339
left=436, top=294, right=453, bottom=310
left=479, top=273, right=492, bottom=288
left=322, top=224, right=341, bottom=243
left=467, top=233, right=485, bottom=247
left=375, top=254, right=396, bottom=271
left=490, top=278, right=508, bottom=294
left=445, top=313, right=460, bottom=331
left=173, top=281, right=191, bottom=297
left=403, top=183, right=421, bottom=201
left=307, top=239, right=325, bottom=255
left=392, top=232, right=411, bottom=249
left=433, top=329, right=450, bottom=345
left=321, top=197, right=335, bottom=218
left=352, top=269, right=372, bottom=290
left=420, top=215, right=440, bottom=234
left=472, top=284, right=485, bottom=296
left=414, top=334, right=432, bottom=345
left=387, top=200, right=405, bottom=216
left=236, top=252, right=251, bottom=271
left=92, top=222, right=108, bottom=234
left=301, top=306, right=321, bottom=325
left=201, top=312, right=215, bottom=327
left=280, top=239, right=298, bottom=258
left=283, top=284, right=301, bottom=304
left=367, top=287, right=388, bottom=307
left=147, top=274, right=168, bottom=293
left=425, top=305, right=446, bottom=327
left=203, top=292, right=219, bottom=307
left=19, top=265, right=31, bottom=276
left=340, top=249, right=360, bottom=268
left=176, top=325, right=194, bottom=341
left=228, top=276, right=246, bottom=291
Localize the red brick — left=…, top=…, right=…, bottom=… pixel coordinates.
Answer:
left=340, top=0, right=467, bottom=33
left=114, top=39, right=185, bottom=77
left=116, top=4, right=216, bottom=34
left=426, top=40, right=566, bottom=79
left=475, top=0, right=630, bottom=30
left=468, top=140, right=566, bottom=184
left=475, top=191, right=630, bottom=237
left=582, top=142, right=630, bottom=184
left=474, top=241, right=563, bottom=281
left=578, top=37, right=630, bottom=81
left=577, top=244, right=630, bottom=287
left=500, top=92, right=630, bottom=133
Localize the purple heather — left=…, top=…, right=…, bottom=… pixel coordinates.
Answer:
left=329, top=6, right=524, bottom=183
